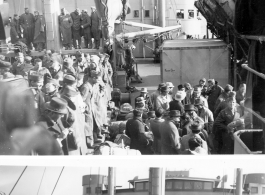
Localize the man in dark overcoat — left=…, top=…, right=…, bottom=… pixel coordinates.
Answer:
left=91, top=6, right=102, bottom=49
left=58, top=8, right=73, bottom=50
left=206, top=79, right=223, bottom=113
left=70, top=8, right=82, bottom=49
left=10, top=14, right=21, bottom=44
left=125, top=109, right=151, bottom=154
left=33, top=11, right=46, bottom=51
left=81, top=9, right=92, bottom=49
left=19, top=8, right=35, bottom=49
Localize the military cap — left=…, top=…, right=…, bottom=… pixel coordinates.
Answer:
left=44, top=97, right=68, bottom=114
left=169, top=110, right=181, bottom=117
left=224, top=84, right=233, bottom=92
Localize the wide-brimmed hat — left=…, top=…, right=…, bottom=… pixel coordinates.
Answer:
left=63, top=74, right=76, bottom=85
left=44, top=97, right=68, bottom=114
left=140, top=87, right=148, bottom=93
left=136, top=96, right=145, bottom=103
left=175, top=91, right=186, bottom=101
left=184, top=104, right=195, bottom=111
left=169, top=110, right=181, bottom=117
left=120, top=103, right=133, bottom=113
left=135, top=102, right=145, bottom=109
left=60, top=94, right=76, bottom=111
left=158, top=83, right=166, bottom=90
left=160, top=86, right=170, bottom=92
left=60, top=86, right=79, bottom=97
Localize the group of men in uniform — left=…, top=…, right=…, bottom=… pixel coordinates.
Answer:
left=9, top=5, right=102, bottom=52
left=59, top=6, right=101, bottom=50
left=0, top=50, right=113, bottom=155
left=10, top=8, right=46, bottom=51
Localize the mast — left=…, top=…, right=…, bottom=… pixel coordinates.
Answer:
left=236, top=168, right=243, bottom=195
left=108, top=167, right=115, bottom=195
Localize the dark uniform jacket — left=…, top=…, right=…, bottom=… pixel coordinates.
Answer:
left=169, top=100, right=184, bottom=114
left=125, top=116, right=151, bottom=154
left=70, top=12, right=82, bottom=30
left=207, top=84, right=223, bottom=113
left=81, top=13, right=91, bottom=33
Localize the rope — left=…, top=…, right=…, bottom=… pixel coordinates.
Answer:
left=9, top=166, right=27, bottom=195
left=51, top=167, right=65, bottom=195
left=37, top=167, right=46, bottom=195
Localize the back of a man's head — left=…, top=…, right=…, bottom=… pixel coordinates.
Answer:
left=155, top=108, right=163, bottom=118
left=188, top=137, right=202, bottom=151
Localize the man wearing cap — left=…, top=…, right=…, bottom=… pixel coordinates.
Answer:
left=190, top=86, right=208, bottom=108
left=19, top=8, right=35, bottom=49
left=62, top=58, right=76, bottom=76
left=125, top=99, right=148, bottom=121
left=70, top=8, right=82, bottom=49
left=126, top=109, right=152, bottom=154
left=80, top=70, right=108, bottom=143
left=49, top=61, right=64, bottom=85
left=59, top=8, right=73, bottom=50
left=60, top=86, right=88, bottom=155
left=150, top=83, right=165, bottom=111
left=170, top=91, right=186, bottom=114
left=183, top=82, right=193, bottom=105
left=135, top=88, right=152, bottom=111
left=117, top=103, right=133, bottom=121
left=156, top=85, right=172, bottom=113
left=166, top=82, right=175, bottom=97
left=12, top=52, right=26, bottom=76
left=102, top=54, right=113, bottom=88
left=214, top=91, right=243, bottom=119
left=91, top=6, right=102, bottom=49
left=42, top=82, right=60, bottom=102
left=194, top=99, right=214, bottom=133
left=180, top=120, right=208, bottom=154
left=160, top=110, right=182, bottom=154
left=214, top=84, right=233, bottom=111
left=81, top=9, right=92, bottom=49
left=206, top=79, right=224, bottom=113
left=10, top=14, right=21, bottom=44
left=37, top=97, right=69, bottom=153
left=149, top=108, right=165, bottom=154
left=29, top=58, right=51, bottom=80
left=28, top=74, right=46, bottom=117
left=213, top=95, right=242, bottom=154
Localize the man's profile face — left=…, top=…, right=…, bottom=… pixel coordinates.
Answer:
left=25, top=8, right=29, bottom=14
left=61, top=9, right=66, bottom=14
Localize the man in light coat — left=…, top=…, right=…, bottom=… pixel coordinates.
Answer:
left=91, top=6, right=102, bottom=49
left=194, top=99, right=214, bottom=133
left=160, top=110, right=182, bottom=154
left=59, top=8, right=73, bottom=50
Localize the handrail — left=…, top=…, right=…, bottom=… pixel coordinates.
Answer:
left=241, top=35, right=265, bottom=42
left=241, top=64, right=265, bottom=80
left=242, top=106, right=265, bottom=125
left=233, top=129, right=263, bottom=154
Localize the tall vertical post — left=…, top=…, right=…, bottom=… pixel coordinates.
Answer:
left=233, top=37, right=238, bottom=89
left=236, top=168, right=243, bottom=195
left=43, top=0, right=61, bottom=52
left=108, top=167, right=115, bottom=195
left=141, top=0, right=145, bottom=58
left=159, top=0, right=166, bottom=28
left=149, top=168, right=165, bottom=195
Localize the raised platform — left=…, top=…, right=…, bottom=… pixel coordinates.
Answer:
left=0, top=48, right=103, bottom=57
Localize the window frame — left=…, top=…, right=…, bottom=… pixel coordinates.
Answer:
left=86, top=187, right=91, bottom=194
left=144, top=10, right=150, bottom=18
left=165, top=180, right=213, bottom=192
left=134, top=182, right=149, bottom=192
left=134, top=10, right=140, bottom=18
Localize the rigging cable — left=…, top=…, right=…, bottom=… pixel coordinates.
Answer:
left=9, top=166, right=28, bottom=195
left=51, top=167, right=65, bottom=195
left=37, top=167, right=47, bottom=195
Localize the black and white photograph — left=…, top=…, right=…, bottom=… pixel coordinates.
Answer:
left=0, top=0, right=263, bottom=156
